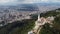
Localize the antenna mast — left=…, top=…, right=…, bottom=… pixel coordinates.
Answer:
left=37, top=4, right=41, bottom=21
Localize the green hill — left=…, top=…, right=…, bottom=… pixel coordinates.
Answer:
left=39, top=8, right=60, bottom=34
left=0, top=19, right=36, bottom=34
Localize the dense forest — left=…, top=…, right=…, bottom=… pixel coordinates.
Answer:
left=39, top=8, right=60, bottom=34
left=0, top=19, right=36, bottom=34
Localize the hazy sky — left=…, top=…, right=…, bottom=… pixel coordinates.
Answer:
left=0, top=0, right=60, bottom=5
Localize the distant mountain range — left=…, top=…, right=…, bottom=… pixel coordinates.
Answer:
left=0, top=3, right=60, bottom=12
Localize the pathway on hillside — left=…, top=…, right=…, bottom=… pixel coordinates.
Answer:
left=36, top=26, right=42, bottom=34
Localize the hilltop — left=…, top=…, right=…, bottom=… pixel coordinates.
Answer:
left=0, top=7, right=60, bottom=34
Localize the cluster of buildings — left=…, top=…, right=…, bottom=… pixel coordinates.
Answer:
left=28, top=14, right=54, bottom=34
left=0, top=12, right=31, bottom=26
